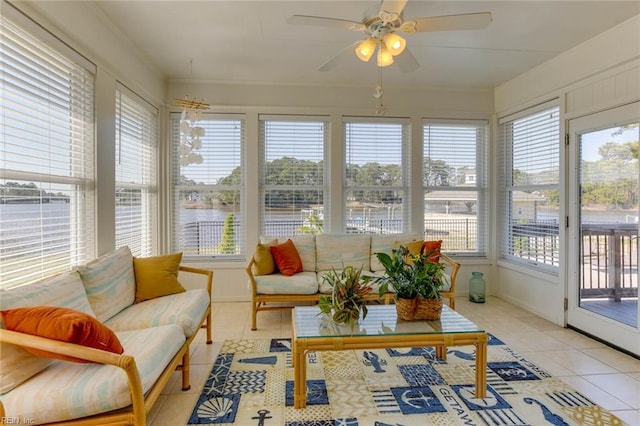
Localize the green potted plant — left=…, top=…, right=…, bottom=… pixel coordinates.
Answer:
left=319, top=265, right=374, bottom=325
left=374, top=245, right=447, bottom=320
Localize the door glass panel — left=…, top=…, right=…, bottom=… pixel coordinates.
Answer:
left=578, top=123, right=639, bottom=327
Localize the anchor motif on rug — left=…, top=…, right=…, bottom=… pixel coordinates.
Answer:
left=363, top=350, right=387, bottom=373
left=251, top=409, right=272, bottom=426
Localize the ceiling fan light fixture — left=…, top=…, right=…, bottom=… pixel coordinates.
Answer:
left=383, top=32, right=406, bottom=56
left=355, top=38, right=377, bottom=62
left=376, top=46, right=394, bottom=67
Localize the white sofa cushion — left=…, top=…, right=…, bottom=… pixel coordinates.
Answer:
left=0, top=324, right=185, bottom=424
left=105, top=289, right=210, bottom=338
left=254, top=272, right=318, bottom=295
left=77, top=246, right=135, bottom=322
left=0, top=270, right=94, bottom=394
left=316, top=234, right=371, bottom=271
left=370, top=233, right=419, bottom=272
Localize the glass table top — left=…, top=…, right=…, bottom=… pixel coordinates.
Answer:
left=293, top=304, right=484, bottom=339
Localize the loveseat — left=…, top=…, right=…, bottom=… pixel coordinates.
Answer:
left=245, top=233, right=460, bottom=330
left=0, top=246, right=213, bottom=426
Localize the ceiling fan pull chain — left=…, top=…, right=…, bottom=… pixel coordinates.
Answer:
left=375, top=66, right=385, bottom=116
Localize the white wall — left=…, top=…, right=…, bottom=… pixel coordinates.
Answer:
left=12, top=0, right=165, bottom=104
left=493, top=14, right=640, bottom=325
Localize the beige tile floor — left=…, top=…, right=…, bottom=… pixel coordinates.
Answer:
left=148, top=297, right=640, bottom=425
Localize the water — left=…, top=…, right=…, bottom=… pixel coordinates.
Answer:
left=1, top=204, right=637, bottom=251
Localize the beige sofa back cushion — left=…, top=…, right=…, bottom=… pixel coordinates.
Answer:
left=77, top=246, right=135, bottom=323
left=289, top=235, right=316, bottom=272
left=316, top=234, right=371, bottom=271
left=261, top=236, right=317, bottom=272
left=0, top=270, right=94, bottom=394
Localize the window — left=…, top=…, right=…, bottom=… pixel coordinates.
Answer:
left=423, top=120, right=488, bottom=255
left=0, top=10, right=95, bottom=288
left=344, top=118, right=409, bottom=234
left=115, top=85, right=157, bottom=257
left=259, top=116, right=328, bottom=237
left=498, top=102, right=560, bottom=270
left=171, top=114, right=244, bottom=258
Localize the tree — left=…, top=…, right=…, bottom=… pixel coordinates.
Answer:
left=216, top=166, right=242, bottom=206
left=218, top=213, right=236, bottom=254
left=423, top=158, right=453, bottom=186
left=298, top=211, right=324, bottom=234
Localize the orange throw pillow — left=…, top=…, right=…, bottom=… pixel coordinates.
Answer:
left=422, top=240, right=443, bottom=262
left=1, top=306, right=124, bottom=363
left=270, top=239, right=303, bottom=276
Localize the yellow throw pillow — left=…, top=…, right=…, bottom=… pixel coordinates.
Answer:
left=393, top=240, right=423, bottom=265
left=253, top=239, right=277, bottom=276
left=404, top=240, right=424, bottom=255
left=133, top=252, right=186, bottom=303
left=393, top=240, right=423, bottom=253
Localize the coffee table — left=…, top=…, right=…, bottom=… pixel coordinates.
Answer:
left=291, top=304, right=487, bottom=408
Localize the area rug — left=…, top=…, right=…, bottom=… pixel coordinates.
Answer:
left=187, top=336, right=624, bottom=425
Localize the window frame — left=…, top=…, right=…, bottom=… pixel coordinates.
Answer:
left=0, top=5, right=96, bottom=288
left=343, top=116, right=411, bottom=234
left=258, top=115, right=329, bottom=238
left=498, top=100, right=561, bottom=272
left=114, top=83, right=158, bottom=257
left=422, top=119, right=489, bottom=256
left=170, top=113, right=246, bottom=260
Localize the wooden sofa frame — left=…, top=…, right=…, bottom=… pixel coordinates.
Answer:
left=0, top=266, right=213, bottom=426
left=246, top=253, right=460, bottom=331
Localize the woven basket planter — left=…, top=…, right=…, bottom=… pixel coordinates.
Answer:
left=396, top=297, right=443, bottom=321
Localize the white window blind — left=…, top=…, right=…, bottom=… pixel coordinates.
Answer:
left=171, top=114, right=245, bottom=258
left=344, top=118, right=409, bottom=234
left=423, top=120, right=488, bottom=254
left=0, top=12, right=95, bottom=288
left=115, top=85, right=157, bottom=257
left=498, top=103, right=560, bottom=269
left=259, top=116, right=328, bottom=237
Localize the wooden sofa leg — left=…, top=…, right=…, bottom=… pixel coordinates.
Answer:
left=251, top=300, right=258, bottom=331
left=449, top=296, right=455, bottom=310
left=181, top=348, right=191, bottom=391
left=206, top=310, right=213, bottom=344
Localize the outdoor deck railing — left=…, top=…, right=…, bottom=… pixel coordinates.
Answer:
left=179, top=218, right=638, bottom=300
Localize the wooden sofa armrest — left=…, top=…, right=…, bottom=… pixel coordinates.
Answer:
left=179, top=265, right=213, bottom=298
left=439, top=253, right=461, bottom=309
left=245, top=257, right=258, bottom=296
left=0, top=328, right=127, bottom=366
left=178, top=265, right=213, bottom=345
left=0, top=328, right=147, bottom=425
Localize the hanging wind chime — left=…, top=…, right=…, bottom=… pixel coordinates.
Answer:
left=173, top=60, right=210, bottom=166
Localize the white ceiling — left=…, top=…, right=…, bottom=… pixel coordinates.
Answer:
left=83, top=1, right=640, bottom=89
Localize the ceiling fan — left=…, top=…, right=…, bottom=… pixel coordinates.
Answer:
left=287, top=0, right=492, bottom=72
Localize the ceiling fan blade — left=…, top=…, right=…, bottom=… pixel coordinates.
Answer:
left=287, top=15, right=365, bottom=31
left=318, top=42, right=359, bottom=72
left=380, top=0, right=408, bottom=19
left=404, top=12, right=492, bottom=33
left=394, top=47, right=419, bottom=73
